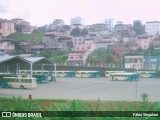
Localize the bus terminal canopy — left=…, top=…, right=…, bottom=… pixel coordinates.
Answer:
left=24, top=57, right=56, bottom=77
left=0, top=55, right=56, bottom=77
left=24, top=57, right=55, bottom=65
left=0, top=55, right=30, bottom=65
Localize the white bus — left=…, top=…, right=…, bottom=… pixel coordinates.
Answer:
left=1, top=77, right=37, bottom=89
left=52, top=71, right=75, bottom=77
left=110, top=72, right=140, bottom=81
left=137, top=71, right=158, bottom=78
left=105, top=71, right=124, bottom=78
left=18, top=70, right=54, bottom=82
left=75, top=71, right=100, bottom=78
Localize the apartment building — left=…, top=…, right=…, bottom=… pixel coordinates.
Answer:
left=0, top=40, right=15, bottom=53
left=145, top=21, right=160, bottom=35
left=30, top=42, right=44, bottom=52
left=72, top=36, right=84, bottom=47
left=88, top=23, right=109, bottom=36
left=43, top=35, right=71, bottom=52
left=19, top=41, right=31, bottom=52
left=136, top=35, right=153, bottom=49
left=12, top=18, right=35, bottom=34
left=66, top=44, right=95, bottom=66
left=0, top=19, right=15, bottom=36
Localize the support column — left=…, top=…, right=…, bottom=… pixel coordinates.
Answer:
left=30, top=63, right=33, bottom=78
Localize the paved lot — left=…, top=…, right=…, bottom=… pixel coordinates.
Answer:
left=0, top=77, right=160, bottom=101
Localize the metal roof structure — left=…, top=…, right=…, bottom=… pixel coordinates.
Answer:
left=0, top=55, right=56, bottom=78
left=24, top=57, right=55, bottom=64
left=0, top=55, right=30, bottom=64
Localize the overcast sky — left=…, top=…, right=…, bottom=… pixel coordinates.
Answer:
left=0, top=0, right=160, bottom=26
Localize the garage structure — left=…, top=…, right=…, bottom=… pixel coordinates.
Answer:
left=0, top=54, right=56, bottom=78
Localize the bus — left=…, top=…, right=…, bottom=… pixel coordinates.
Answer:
left=0, top=77, right=37, bottom=89
left=138, top=71, right=158, bottom=78
left=110, top=72, right=140, bottom=81
left=18, top=70, right=54, bottom=82
left=75, top=71, right=100, bottom=78
left=105, top=71, right=124, bottom=78
left=53, top=71, right=75, bottom=77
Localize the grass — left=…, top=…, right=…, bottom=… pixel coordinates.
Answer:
left=0, top=94, right=160, bottom=120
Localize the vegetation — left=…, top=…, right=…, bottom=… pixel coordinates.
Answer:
left=70, top=27, right=88, bottom=37
left=144, top=44, right=160, bottom=56
left=36, top=50, right=70, bottom=65
left=0, top=94, right=160, bottom=119
left=133, top=20, right=145, bottom=35
left=7, top=26, right=45, bottom=42
left=87, top=48, right=112, bottom=63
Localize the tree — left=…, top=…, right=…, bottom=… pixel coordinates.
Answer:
left=70, top=27, right=81, bottom=37
left=87, top=48, right=112, bottom=63
left=14, top=24, right=25, bottom=32
left=81, top=28, right=88, bottom=36
left=38, top=49, right=52, bottom=58
left=133, top=20, right=144, bottom=35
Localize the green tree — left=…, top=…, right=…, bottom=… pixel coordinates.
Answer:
left=70, top=27, right=81, bottom=37
left=87, top=48, right=112, bottom=63
left=133, top=20, right=144, bottom=35
left=14, top=24, right=25, bottom=32
left=81, top=28, right=88, bottom=36
left=38, top=49, right=52, bottom=58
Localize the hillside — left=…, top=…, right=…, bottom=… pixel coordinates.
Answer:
left=7, top=26, right=45, bottom=42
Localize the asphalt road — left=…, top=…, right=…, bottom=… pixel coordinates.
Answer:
left=0, top=77, right=160, bottom=102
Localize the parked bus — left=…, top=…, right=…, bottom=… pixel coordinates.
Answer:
left=18, top=70, right=54, bottom=82
left=75, top=71, right=100, bottom=78
left=0, top=76, right=37, bottom=89
left=138, top=71, right=158, bottom=78
left=110, top=72, right=140, bottom=81
left=105, top=71, right=125, bottom=78
left=53, top=71, right=75, bottom=77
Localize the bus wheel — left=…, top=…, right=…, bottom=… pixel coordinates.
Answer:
left=20, top=85, right=24, bottom=89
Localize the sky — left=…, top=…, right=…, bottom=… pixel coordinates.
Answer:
left=0, top=0, right=160, bottom=26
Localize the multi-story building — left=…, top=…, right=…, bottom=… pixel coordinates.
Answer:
left=70, top=17, right=85, bottom=30
left=43, top=35, right=59, bottom=52
left=66, top=44, right=95, bottom=66
left=70, top=17, right=84, bottom=25
left=43, top=35, right=71, bottom=52
left=30, top=42, right=44, bottom=52
left=11, top=18, right=24, bottom=24
left=136, top=35, right=153, bottom=49
left=124, top=55, right=144, bottom=70
left=104, top=18, right=117, bottom=31
left=52, top=19, right=64, bottom=29
left=0, top=19, right=15, bottom=36
left=12, top=18, right=35, bottom=34
left=19, top=41, right=31, bottom=52
left=96, top=41, right=115, bottom=49
left=145, top=21, right=160, bottom=35
left=88, top=23, right=109, bottom=37
left=84, top=36, right=96, bottom=45
left=72, top=37, right=84, bottom=47
left=0, top=40, right=15, bottom=53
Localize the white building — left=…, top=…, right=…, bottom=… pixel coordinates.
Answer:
left=70, top=17, right=84, bottom=25
left=145, top=21, right=160, bottom=35
left=72, top=37, right=84, bottom=47
left=104, top=18, right=119, bottom=31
